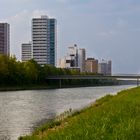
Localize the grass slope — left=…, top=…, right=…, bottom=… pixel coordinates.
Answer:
left=20, top=87, right=140, bottom=140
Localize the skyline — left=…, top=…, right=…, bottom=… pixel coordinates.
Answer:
left=0, top=0, right=140, bottom=74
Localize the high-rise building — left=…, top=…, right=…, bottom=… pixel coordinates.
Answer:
left=98, top=59, right=112, bottom=75
left=85, top=58, right=98, bottom=73
left=0, top=23, right=10, bottom=56
left=32, top=15, right=57, bottom=66
left=21, top=42, right=32, bottom=62
left=78, top=48, right=86, bottom=72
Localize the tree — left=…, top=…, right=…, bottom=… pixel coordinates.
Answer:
left=24, top=59, right=40, bottom=84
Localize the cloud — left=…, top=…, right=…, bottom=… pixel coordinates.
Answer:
left=98, top=30, right=117, bottom=37
left=56, top=0, right=68, bottom=3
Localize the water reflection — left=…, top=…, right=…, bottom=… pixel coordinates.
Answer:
left=0, top=85, right=135, bottom=140
left=0, top=91, right=57, bottom=139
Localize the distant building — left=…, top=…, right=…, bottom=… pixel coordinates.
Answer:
left=66, top=44, right=79, bottom=68
left=58, top=57, right=66, bottom=68
left=98, top=59, right=112, bottom=75
left=85, top=58, right=98, bottom=73
left=78, top=48, right=86, bottom=72
left=32, top=15, right=57, bottom=66
left=0, top=23, right=10, bottom=56
left=107, top=60, right=112, bottom=75
left=59, top=44, right=86, bottom=72
left=21, top=42, right=32, bottom=62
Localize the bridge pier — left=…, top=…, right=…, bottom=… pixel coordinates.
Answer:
left=59, top=79, right=62, bottom=88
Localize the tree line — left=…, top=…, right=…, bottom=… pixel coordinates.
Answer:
left=0, top=55, right=81, bottom=87
left=0, top=55, right=117, bottom=88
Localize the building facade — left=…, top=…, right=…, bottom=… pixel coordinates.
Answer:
left=85, top=58, right=98, bottom=73
left=59, top=44, right=86, bottom=72
left=32, top=15, right=57, bottom=66
left=0, top=23, right=10, bottom=56
left=21, top=42, right=32, bottom=62
left=66, top=44, right=79, bottom=68
left=78, top=48, right=86, bottom=72
left=58, top=57, right=66, bottom=68
left=98, top=60, right=112, bottom=75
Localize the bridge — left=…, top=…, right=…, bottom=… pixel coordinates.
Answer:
left=46, top=74, right=140, bottom=88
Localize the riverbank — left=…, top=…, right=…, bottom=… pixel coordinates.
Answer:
left=0, top=81, right=119, bottom=92
left=0, top=85, right=54, bottom=91
left=0, top=85, right=106, bottom=91
left=20, top=86, right=140, bottom=140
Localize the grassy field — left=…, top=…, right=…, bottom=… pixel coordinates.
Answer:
left=20, top=87, right=140, bottom=140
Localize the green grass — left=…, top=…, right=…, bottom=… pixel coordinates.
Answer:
left=20, top=87, right=140, bottom=140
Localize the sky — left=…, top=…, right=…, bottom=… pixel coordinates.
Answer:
left=0, top=0, right=140, bottom=74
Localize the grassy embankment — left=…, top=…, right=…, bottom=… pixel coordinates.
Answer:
left=20, top=87, right=140, bottom=140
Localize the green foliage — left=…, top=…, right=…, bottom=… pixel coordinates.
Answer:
left=20, top=87, right=140, bottom=140
left=0, top=54, right=117, bottom=88
left=0, top=55, right=66, bottom=87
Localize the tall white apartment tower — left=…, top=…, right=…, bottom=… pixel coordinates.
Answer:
left=0, top=23, right=10, bottom=56
left=32, top=15, right=57, bottom=66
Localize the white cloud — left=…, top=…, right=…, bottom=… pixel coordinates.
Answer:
left=31, top=10, right=54, bottom=18
left=98, top=30, right=117, bottom=38
left=116, top=18, right=128, bottom=28
left=56, top=0, right=69, bottom=3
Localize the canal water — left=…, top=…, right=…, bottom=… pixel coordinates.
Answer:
left=0, top=85, right=135, bottom=140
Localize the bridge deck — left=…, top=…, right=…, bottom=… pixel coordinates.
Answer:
left=46, top=75, right=140, bottom=88
left=46, top=75, right=140, bottom=80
